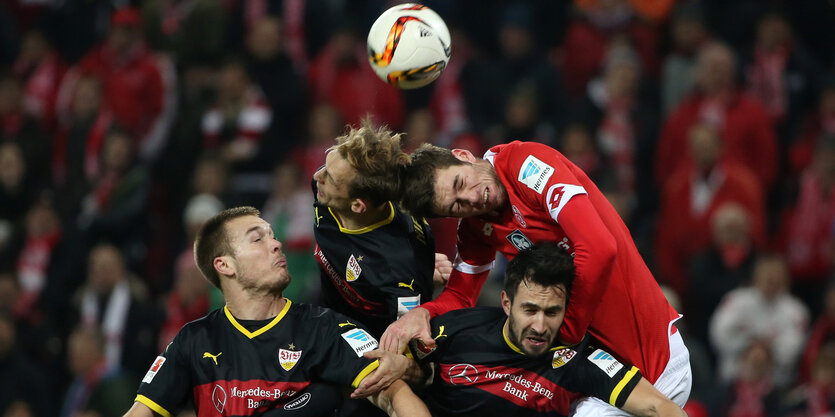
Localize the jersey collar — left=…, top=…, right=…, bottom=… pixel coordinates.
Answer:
left=224, top=299, right=292, bottom=339
left=328, top=201, right=395, bottom=234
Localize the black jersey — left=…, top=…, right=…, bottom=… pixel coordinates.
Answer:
left=135, top=300, right=380, bottom=417
left=312, top=186, right=436, bottom=338
left=410, top=307, right=642, bottom=417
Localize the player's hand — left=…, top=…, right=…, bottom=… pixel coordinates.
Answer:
left=351, top=350, right=410, bottom=399
left=380, top=307, right=432, bottom=354
left=433, top=253, right=452, bottom=287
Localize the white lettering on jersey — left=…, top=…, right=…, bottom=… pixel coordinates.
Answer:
left=518, top=155, right=554, bottom=194
left=545, top=183, right=587, bottom=222
left=142, top=356, right=166, bottom=383
left=397, top=295, right=421, bottom=318
left=589, top=349, right=624, bottom=377
left=341, top=329, right=378, bottom=357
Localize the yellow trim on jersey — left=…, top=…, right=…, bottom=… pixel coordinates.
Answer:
left=502, top=320, right=525, bottom=355
left=135, top=395, right=172, bottom=417
left=328, top=202, right=395, bottom=234
left=352, top=360, right=381, bottom=388
left=224, top=299, right=292, bottom=339
left=609, top=366, right=640, bottom=406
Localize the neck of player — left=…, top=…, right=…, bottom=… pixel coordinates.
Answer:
left=225, top=289, right=287, bottom=320
left=335, top=201, right=391, bottom=230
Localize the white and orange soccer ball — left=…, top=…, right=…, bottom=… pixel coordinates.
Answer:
left=367, top=3, right=451, bottom=89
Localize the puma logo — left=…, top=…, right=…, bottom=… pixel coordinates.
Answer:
left=202, top=351, right=222, bottom=365
left=338, top=321, right=356, bottom=328
left=398, top=279, right=416, bottom=292
left=434, top=325, right=447, bottom=340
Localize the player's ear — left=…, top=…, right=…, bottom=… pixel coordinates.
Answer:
left=214, top=255, right=235, bottom=278
left=350, top=198, right=368, bottom=214
left=501, top=290, right=512, bottom=316
left=451, top=148, right=476, bottom=163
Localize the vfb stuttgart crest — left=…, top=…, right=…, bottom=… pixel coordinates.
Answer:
left=279, top=348, right=302, bottom=371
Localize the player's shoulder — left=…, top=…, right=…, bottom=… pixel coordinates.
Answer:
left=433, top=306, right=504, bottom=335
left=179, top=307, right=224, bottom=333
left=290, top=302, right=368, bottom=330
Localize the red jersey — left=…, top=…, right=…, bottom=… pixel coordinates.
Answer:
left=421, top=141, right=679, bottom=382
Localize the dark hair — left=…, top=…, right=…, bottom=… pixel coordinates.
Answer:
left=193, top=206, right=260, bottom=289
left=401, top=143, right=467, bottom=218
left=504, top=241, right=575, bottom=303
left=333, top=119, right=410, bottom=206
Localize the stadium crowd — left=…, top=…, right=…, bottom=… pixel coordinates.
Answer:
left=0, top=0, right=834, bottom=416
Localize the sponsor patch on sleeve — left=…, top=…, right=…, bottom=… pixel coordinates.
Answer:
left=517, top=155, right=555, bottom=194
left=397, top=295, right=421, bottom=318
left=142, top=356, right=166, bottom=383
left=341, top=329, right=378, bottom=357
left=588, top=349, right=624, bottom=377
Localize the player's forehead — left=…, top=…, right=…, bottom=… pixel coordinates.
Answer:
left=515, top=280, right=567, bottom=306
left=226, top=215, right=272, bottom=238
left=324, top=149, right=356, bottom=186
left=431, top=164, right=470, bottom=205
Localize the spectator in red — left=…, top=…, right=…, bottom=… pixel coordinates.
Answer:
left=56, top=7, right=176, bottom=164
left=559, top=0, right=660, bottom=99
left=783, top=137, right=835, bottom=310
left=661, top=1, right=710, bottom=115
left=655, top=41, right=778, bottom=190
left=307, top=25, right=404, bottom=129
left=0, top=73, right=50, bottom=187
left=800, top=285, right=835, bottom=383
left=714, top=339, right=784, bottom=417
left=157, top=252, right=210, bottom=352
left=789, top=81, right=835, bottom=179
left=12, top=29, right=66, bottom=132
left=741, top=12, right=824, bottom=143
left=689, top=202, right=759, bottom=343
left=656, top=122, right=766, bottom=297
left=200, top=58, right=272, bottom=172
left=291, top=103, right=343, bottom=180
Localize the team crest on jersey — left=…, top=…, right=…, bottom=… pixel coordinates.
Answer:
left=511, top=205, right=527, bottom=228
left=279, top=348, right=303, bottom=371
left=518, top=155, right=554, bottom=194
left=506, top=229, right=533, bottom=251
left=552, top=347, right=577, bottom=369
left=346, top=254, right=362, bottom=282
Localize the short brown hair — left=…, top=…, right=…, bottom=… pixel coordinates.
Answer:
left=401, top=143, right=467, bottom=218
left=332, top=119, right=410, bottom=207
left=193, top=206, right=260, bottom=289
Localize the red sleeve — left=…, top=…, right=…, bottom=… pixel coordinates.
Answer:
left=556, top=195, right=617, bottom=345
left=421, top=217, right=495, bottom=317
left=421, top=268, right=490, bottom=317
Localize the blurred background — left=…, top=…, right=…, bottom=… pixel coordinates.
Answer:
left=0, top=0, right=834, bottom=416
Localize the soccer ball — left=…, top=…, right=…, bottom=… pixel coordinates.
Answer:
left=367, top=3, right=451, bottom=89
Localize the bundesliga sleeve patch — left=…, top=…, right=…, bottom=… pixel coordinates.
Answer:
left=142, top=356, right=166, bottom=383
left=517, top=155, right=555, bottom=194
left=588, top=349, right=623, bottom=377
left=397, top=295, right=421, bottom=318
left=341, top=329, right=378, bottom=357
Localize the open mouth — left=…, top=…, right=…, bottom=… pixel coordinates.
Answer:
left=526, top=336, right=546, bottom=347
left=483, top=187, right=489, bottom=205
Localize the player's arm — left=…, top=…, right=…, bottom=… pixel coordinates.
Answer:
left=550, top=193, right=617, bottom=344
left=368, top=379, right=431, bottom=417
left=122, top=402, right=156, bottom=417
left=381, top=220, right=494, bottom=353
left=621, top=378, right=688, bottom=417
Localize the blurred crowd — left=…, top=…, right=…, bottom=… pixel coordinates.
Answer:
left=0, top=0, right=834, bottom=416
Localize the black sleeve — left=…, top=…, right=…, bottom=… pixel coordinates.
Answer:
left=408, top=314, right=450, bottom=365
left=318, top=312, right=380, bottom=388
left=555, top=343, right=642, bottom=408
left=135, top=330, right=192, bottom=415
